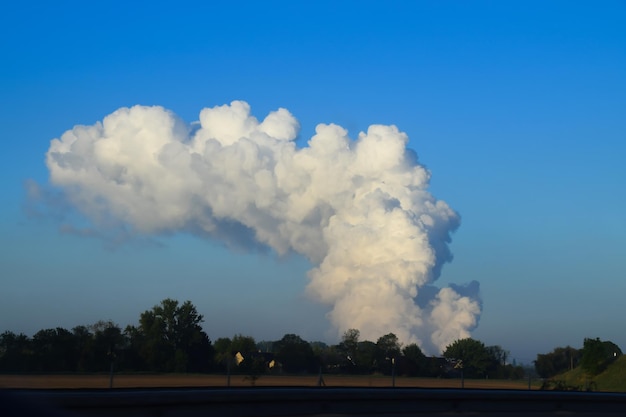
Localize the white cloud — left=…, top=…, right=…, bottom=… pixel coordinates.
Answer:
left=46, top=100, right=481, bottom=353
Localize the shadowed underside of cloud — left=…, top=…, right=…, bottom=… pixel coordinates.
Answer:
left=41, top=100, right=481, bottom=354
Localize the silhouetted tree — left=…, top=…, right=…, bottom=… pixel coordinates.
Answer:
left=256, top=340, right=274, bottom=353
left=355, top=340, right=377, bottom=373
left=213, top=337, right=233, bottom=371
left=122, top=325, right=145, bottom=371
left=334, top=329, right=361, bottom=373
left=486, top=345, right=508, bottom=366
left=401, top=343, right=427, bottom=376
left=71, top=325, right=94, bottom=372
left=534, top=346, right=580, bottom=378
left=274, top=334, right=316, bottom=373
left=0, top=331, right=32, bottom=372
left=31, top=328, right=76, bottom=372
left=485, top=345, right=512, bottom=378
left=443, top=338, right=491, bottom=378
left=376, top=333, right=401, bottom=374
left=315, top=344, right=342, bottom=374
left=135, top=299, right=213, bottom=372
left=90, top=321, right=125, bottom=372
left=580, top=338, right=622, bottom=376
left=229, top=334, right=258, bottom=373
left=230, top=334, right=257, bottom=356
left=339, top=329, right=359, bottom=361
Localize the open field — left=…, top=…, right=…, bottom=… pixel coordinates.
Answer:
left=0, top=373, right=538, bottom=390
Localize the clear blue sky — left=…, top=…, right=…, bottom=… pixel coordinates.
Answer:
left=1, top=1, right=624, bottom=364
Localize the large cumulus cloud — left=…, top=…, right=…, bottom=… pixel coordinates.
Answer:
left=46, top=100, right=481, bottom=353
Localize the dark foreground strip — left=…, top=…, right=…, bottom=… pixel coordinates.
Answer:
left=3, top=387, right=626, bottom=417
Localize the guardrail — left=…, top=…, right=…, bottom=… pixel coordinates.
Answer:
left=3, top=387, right=626, bottom=416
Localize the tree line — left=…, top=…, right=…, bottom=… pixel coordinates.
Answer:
left=0, top=299, right=213, bottom=374
left=10, top=298, right=617, bottom=380
left=534, top=338, right=622, bottom=379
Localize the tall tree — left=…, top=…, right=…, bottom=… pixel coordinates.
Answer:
left=355, top=341, right=377, bottom=374
left=534, top=346, right=580, bottom=378
left=334, top=329, right=361, bottom=373
left=31, top=327, right=76, bottom=372
left=136, top=299, right=213, bottom=372
left=230, top=334, right=257, bottom=356
left=213, top=337, right=233, bottom=370
left=71, top=325, right=94, bottom=372
left=580, top=338, right=622, bottom=376
left=485, top=345, right=508, bottom=377
left=401, top=343, right=427, bottom=376
left=91, top=321, right=125, bottom=372
left=443, top=338, right=491, bottom=378
left=486, top=345, right=508, bottom=366
left=376, top=333, right=401, bottom=374
left=229, top=334, right=258, bottom=372
left=339, top=329, right=360, bottom=362
left=0, top=331, right=32, bottom=372
left=274, top=334, right=316, bottom=374
left=377, top=333, right=401, bottom=358
left=122, top=324, right=145, bottom=371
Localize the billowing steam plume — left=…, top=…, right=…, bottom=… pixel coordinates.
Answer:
left=45, top=101, right=481, bottom=353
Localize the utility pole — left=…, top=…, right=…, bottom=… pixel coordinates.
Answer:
left=317, top=365, right=326, bottom=387
left=108, top=347, right=115, bottom=389
left=226, top=358, right=231, bottom=387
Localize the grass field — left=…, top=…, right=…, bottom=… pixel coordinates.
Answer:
left=0, top=373, right=539, bottom=390
left=553, top=355, right=626, bottom=392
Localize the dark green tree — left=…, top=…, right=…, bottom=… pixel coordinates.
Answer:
left=213, top=337, right=233, bottom=370
left=31, top=327, right=76, bottom=372
left=485, top=345, right=509, bottom=378
left=90, top=320, right=125, bottom=372
left=230, top=334, right=257, bottom=356
left=230, top=334, right=258, bottom=373
left=274, top=334, right=316, bottom=373
left=335, top=329, right=361, bottom=373
left=208, top=334, right=258, bottom=372
left=486, top=345, right=508, bottom=366
left=135, top=299, right=213, bottom=372
left=355, top=340, right=377, bottom=373
left=122, top=324, right=146, bottom=371
left=401, top=343, right=427, bottom=376
left=71, top=325, right=94, bottom=372
left=377, top=333, right=401, bottom=358
left=534, top=346, right=580, bottom=378
left=580, top=338, right=622, bottom=376
left=315, top=343, right=343, bottom=374
left=256, top=340, right=274, bottom=353
left=0, top=331, right=32, bottom=372
left=376, top=333, right=401, bottom=374
left=339, top=329, right=360, bottom=361
left=443, top=338, right=491, bottom=378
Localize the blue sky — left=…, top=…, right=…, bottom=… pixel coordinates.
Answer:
left=1, top=1, right=624, bottom=364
